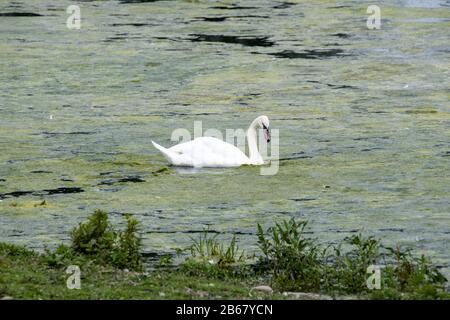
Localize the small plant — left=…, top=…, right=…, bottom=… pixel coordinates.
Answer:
left=377, top=245, right=448, bottom=299
left=110, top=214, right=143, bottom=270
left=42, top=244, right=87, bottom=268
left=189, top=230, right=245, bottom=266
left=69, top=210, right=143, bottom=271
left=181, top=230, right=249, bottom=279
left=328, top=234, right=381, bottom=294
left=71, top=209, right=115, bottom=257
left=0, top=242, right=36, bottom=258
left=256, top=218, right=323, bottom=291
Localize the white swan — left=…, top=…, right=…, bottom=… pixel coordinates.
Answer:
left=152, top=115, right=271, bottom=168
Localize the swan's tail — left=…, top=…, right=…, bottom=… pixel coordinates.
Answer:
left=152, top=140, right=178, bottom=165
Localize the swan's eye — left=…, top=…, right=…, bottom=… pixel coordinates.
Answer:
left=262, top=124, right=268, bottom=130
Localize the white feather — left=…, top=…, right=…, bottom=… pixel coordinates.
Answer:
left=152, top=115, right=269, bottom=168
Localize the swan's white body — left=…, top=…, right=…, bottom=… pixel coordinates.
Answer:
left=152, top=115, right=270, bottom=168
left=152, top=137, right=251, bottom=167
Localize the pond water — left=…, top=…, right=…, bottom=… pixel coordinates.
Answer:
left=0, top=0, right=449, bottom=276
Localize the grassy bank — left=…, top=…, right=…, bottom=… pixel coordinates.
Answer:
left=0, top=210, right=448, bottom=300
left=0, top=242, right=269, bottom=299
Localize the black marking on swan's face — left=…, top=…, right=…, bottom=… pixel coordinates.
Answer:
left=262, top=123, right=271, bottom=143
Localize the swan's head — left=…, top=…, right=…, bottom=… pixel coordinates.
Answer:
left=256, top=115, right=271, bottom=143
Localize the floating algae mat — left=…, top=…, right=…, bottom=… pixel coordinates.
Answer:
left=0, top=1, right=449, bottom=277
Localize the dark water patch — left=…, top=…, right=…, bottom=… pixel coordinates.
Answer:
left=361, top=147, right=383, bottom=152
left=379, top=228, right=404, bottom=232
left=118, top=176, right=145, bottom=183
left=405, top=109, right=438, bottom=114
left=289, top=197, right=317, bottom=202
left=195, top=16, right=227, bottom=22
left=328, top=5, right=351, bottom=9
left=67, top=150, right=122, bottom=156
left=194, top=15, right=269, bottom=22
left=153, top=36, right=180, bottom=42
left=120, top=0, right=165, bottom=3
left=61, top=178, right=75, bottom=182
left=326, top=83, right=357, bottom=89
left=7, top=38, right=28, bottom=43
left=0, top=178, right=6, bottom=182
left=110, top=23, right=155, bottom=27
left=0, top=191, right=33, bottom=199
left=353, top=136, right=390, bottom=141
left=99, top=187, right=124, bottom=193
left=104, top=36, right=128, bottom=42
left=42, top=187, right=84, bottom=195
left=210, top=6, right=258, bottom=10
left=306, top=80, right=357, bottom=90
left=99, top=171, right=116, bottom=176
left=266, top=49, right=347, bottom=59
left=30, top=170, right=53, bottom=174
left=0, top=187, right=84, bottom=199
left=0, top=12, right=43, bottom=17
left=207, top=202, right=240, bottom=210
left=441, top=151, right=450, bottom=157
left=164, top=48, right=192, bottom=52
left=188, top=34, right=274, bottom=47
left=154, top=111, right=188, bottom=117
left=10, top=233, right=25, bottom=238
left=40, top=131, right=95, bottom=136
left=103, top=33, right=144, bottom=43
left=324, top=42, right=344, bottom=47
left=279, top=154, right=313, bottom=161
left=163, top=103, right=191, bottom=107
left=273, top=2, right=297, bottom=9
left=99, top=175, right=145, bottom=186
left=330, top=33, right=351, bottom=39
left=152, top=167, right=171, bottom=176
left=327, top=228, right=359, bottom=233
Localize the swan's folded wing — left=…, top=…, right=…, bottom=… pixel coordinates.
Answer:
left=169, top=137, right=249, bottom=167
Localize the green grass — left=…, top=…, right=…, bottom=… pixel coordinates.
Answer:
left=256, top=218, right=449, bottom=299
left=0, top=211, right=449, bottom=300
left=0, top=242, right=270, bottom=299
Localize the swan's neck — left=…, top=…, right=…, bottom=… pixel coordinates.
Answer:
left=247, top=120, right=263, bottom=165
